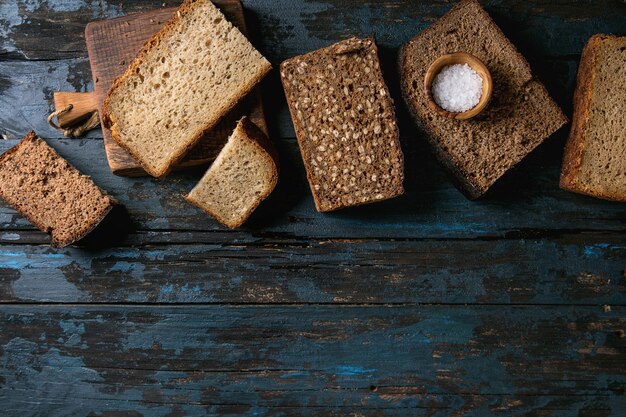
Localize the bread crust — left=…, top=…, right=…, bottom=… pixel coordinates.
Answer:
left=558, top=34, right=626, bottom=201
left=102, top=0, right=271, bottom=178
left=559, top=35, right=601, bottom=193
left=0, top=132, right=117, bottom=247
left=280, top=37, right=404, bottom=212
left=398, top=0, right=567, bottom=199
left=185, top=117, right=279, bottom=228
left=237, top=116, right=280, bottom=174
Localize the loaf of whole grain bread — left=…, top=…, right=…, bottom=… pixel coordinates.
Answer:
left=0, top=132, right=117, bottom=247
left=102, top=0, right=271, bottom=178
left=399, top=0, right=568, bottom=199
left=560, top=34, right=626, bottom=202
left=280, top=37, right=404, bottom=212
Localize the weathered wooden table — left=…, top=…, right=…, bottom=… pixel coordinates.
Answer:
left=1, top=1, right=625, bottom=415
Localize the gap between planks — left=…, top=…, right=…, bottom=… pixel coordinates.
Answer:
left=1, top=228, right=625, bottom=244
left=0, top=302, right=624, bottom=307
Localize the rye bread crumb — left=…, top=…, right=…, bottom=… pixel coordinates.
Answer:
left=399, top=0, right=567, bottom=199
left=560, top=34, right=626, bottom=202
left=280, top=37, right=404, bottom=212
left=0, top=132, right=117, bottom=247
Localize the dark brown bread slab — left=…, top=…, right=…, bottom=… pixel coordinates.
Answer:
left=281, top=37, right=404, bottom=212
left=399, top=0, right=568, bottom=199
left=0, top=132, right=117, bottom=247
left=85, top=0, right=268, bottom=177
left=560, top=34, right=626, bottom=202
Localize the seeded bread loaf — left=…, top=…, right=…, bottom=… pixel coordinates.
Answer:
left=0, top=132, right=117, bottom=247
left=560, top=34, right=626, bottom=202
left=399, top=0, right=568, bottom=199
left=280, top=37, right=404, bottom=212
left=186, top=117, right=279, bottom=228
left=102, top=0, right=271, bottom=178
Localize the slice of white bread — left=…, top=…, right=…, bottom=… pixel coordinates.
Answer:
left=102, top=0, right=271, bottom=178
left=186, top=117, right=279, bottom=228
left=560, top=34, right=626, bottom=201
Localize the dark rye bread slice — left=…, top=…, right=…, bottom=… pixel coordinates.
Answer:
left=0, top=132, right=117, bottom=247
left=280, top=37, right=404, bottom=212
left=560, top=34, right=626, bottom=202
left=102, top=0, right=271, bottom=178
left=399, top=0, right=568, bottom=199
left=186, top=117, right=279, bottom=228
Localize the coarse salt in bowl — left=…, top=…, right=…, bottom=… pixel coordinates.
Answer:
left=432, top=64, right=483, bottom=113
left=423, top=52, right=493, bottom=120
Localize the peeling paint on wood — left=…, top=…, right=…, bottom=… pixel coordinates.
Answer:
left=0, top=306, right=624, bottom=415
left=0, top=235, right=624, bottom=304
left=0, top=0, right=625, bottom=415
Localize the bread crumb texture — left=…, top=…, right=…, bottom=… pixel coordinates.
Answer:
left=400, top=0, right=567, bottom=198
left=561, top=35, right=626, bottom=201
left=186, top=117, right=278, bottom=229
left=105, top=0, right=271, bottom=177
left=281, top=37, right=404, bottom=212
left=0, top=132, right=115, bottom=247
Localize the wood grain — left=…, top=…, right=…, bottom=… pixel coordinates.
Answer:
left=85, top=0, right=268, bottom=176
left=0, top=1, right=625, bottom=416
left=1, top=233, right=624, bottom=304
left=0, top=305, right=624, bottom=415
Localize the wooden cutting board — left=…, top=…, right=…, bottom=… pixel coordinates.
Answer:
left=85, top=0, right=267, bottom=177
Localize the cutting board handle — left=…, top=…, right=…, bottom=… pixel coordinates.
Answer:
left=48, top=92, right=100, bottom=137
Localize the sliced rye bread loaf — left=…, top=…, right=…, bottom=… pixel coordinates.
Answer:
left=102, top=0, right=271, bottom=178
left=560, top=34, right=626, bottom=202
left=399, top=0, right=568, bottom=199
left=280, top=37, right=404, bottom=212
left=0, top=132, right=117, bottom=247
left=185, top=117, right=279, bottom=228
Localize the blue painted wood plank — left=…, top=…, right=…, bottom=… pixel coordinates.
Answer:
left=0, top=305, right=624, bottom=415
left=0, top=235, right=624, bottom=304
left=1, top=0, right=624, bottom=60
left=0, top=2, right=624, bottom=416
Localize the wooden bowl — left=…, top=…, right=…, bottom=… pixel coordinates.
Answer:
left=424, top=52, right=493, bottom=120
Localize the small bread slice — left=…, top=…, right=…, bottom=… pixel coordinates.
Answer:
left=560, top=34, right=626, bottom=201
left=102, top=0, right=271, bottom=178
left=186, top=117, right=279, bottom=228
left=0, top=132, right=117, bottom=247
